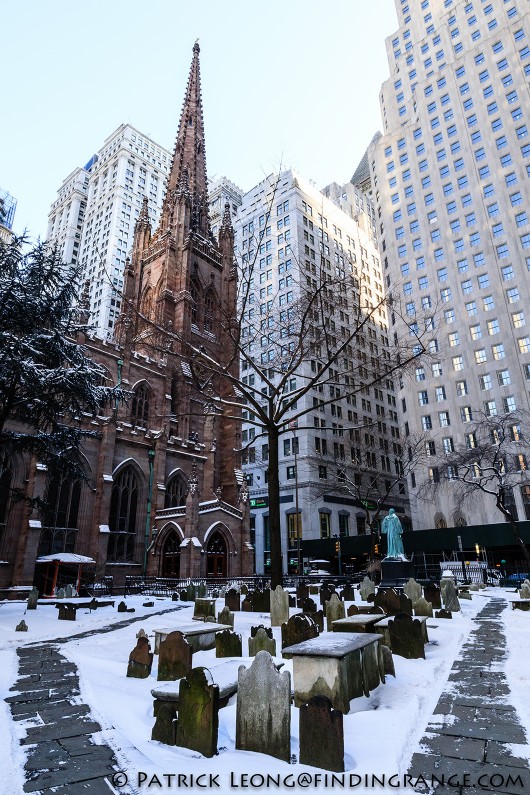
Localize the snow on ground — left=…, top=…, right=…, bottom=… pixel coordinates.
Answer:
left=0, top=589, right=523, bottom=795
left=502, top=592, right=530, bottom=764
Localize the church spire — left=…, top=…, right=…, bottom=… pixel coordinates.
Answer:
left=161, top=41, right=210, bottom=238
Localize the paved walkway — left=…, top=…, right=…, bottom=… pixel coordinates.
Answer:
left=408, top=598, right=530, bottom=794
left=7, top=605, right=185, bottom=794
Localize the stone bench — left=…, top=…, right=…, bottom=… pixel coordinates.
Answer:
left=153, top=623, right=226, bottom=654
left=510, top=599, right=530, bottom=611
left=331, top=614, right=385, bottom=633
left=282, top=632, right=384, bottom=714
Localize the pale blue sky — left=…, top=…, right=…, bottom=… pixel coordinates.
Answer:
left=2, top=1, right=398, bottom=239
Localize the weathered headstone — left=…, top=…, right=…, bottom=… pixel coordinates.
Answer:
left=309, top=584, right=319, bottom=595
left=252, top=588, right=271, bottom=612
left=374, top=588, right=402, bottom=616
left=197, top=583, right=207, bottom=598
left=296, top=583, right=309, bottom=606
left=193, top=598, right=216, bottom=621
left=423, top=583, right=442, bottom=609
left=325, top=593, right=346, bottom=632
left=520, top=581, right=530, bottom=599
left=289, top=594, right=296, bottom=608
left=281, top=614, right=319, bottom=649
left=26, top=587, right=38, bottom=610
left=341, top=583, right=355, bottom=602
left=320, top=585, right=333, bottom=607
left=360, top=576, right=376, bottom=602
left=127, top=636, right=153, bottom=678
left=136, top=628, right=147, bottom=639
left=15, top=620, right=28, bottom=632
left=171, top=592, right=179, bottom=601
left=179, top=589, right=188, bottom=602
left=64, top=584, right=74, bottom=599
left=241, top=595, right=253, bottom=612
left=217, top=606, right=234, bottom=628
left=470, top=584, right=480, bottom=592
left=240, top=584, right=249, bottom=595
left=151, top=700, right=177, bottom=745
left=186, top=583, right=196, bottom=601
left=236, top=651, right=291, bottom=762
left=414, top=597, right=433, bottom=617
left=270, top=585, right=289, bottom=627
left=57, top=604, right=77, bottom=620
left=299, top=696, right=344, bottom=772
left=157, top=631, right=192, bottom=681
left=347, top=604, right=360, bottom=616
left=435, top=608, right=453, bottom=619
left=225, top=588, right=241, bottom=612
left=117, top=601, right=127, bottom=613
left=388, top=613, right=425, bottom=660
left=248, top=626, right=276, bottom=657
left=176, top=667, right=219, bottom=758
left=442, top=581, right=461, bottom=612
left=381, top=644, right=395, bottom=677
left=302, top=596, right=318, bottom=613
left=251, top=624, right=273, bottom=638
left=403, top=578, right=422, bottom=607
left=302, top=608, right=324, bottom=633
left=56, top=588, right=65, bottom=600
left=215, top=629, right=242, bottom=658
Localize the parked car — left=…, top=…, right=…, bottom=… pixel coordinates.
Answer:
left=506, top=572, right=529, bottom=584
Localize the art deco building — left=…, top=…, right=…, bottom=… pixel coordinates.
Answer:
left=371, top=0, right=530, bottom=528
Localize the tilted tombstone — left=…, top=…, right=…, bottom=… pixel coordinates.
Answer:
left=179, top=589, right=188, bottom=602
left=435, top=608, right=453, bottom=619
left=270, top=585, right=289, bottom=627
left=252, top=588, right=271, bottom=613
left=236, top=651, right=291, bottom=762
left=248, top=626, right=276, bottom=657
left=176, top=667, right=219, bottom=758
left=414, top=597, right=433, bottom=618
left=388, top=613, right=425, bottom=660
left=374, top=588, right=402, bottom=616
left=360, top=576, right=376, bottom=602
left=325, top=593, right=346, bottom=632
left=382, top=645, right=396, bottom=677
left=340, top=583, right=356, bottom=602
left=215, top=629, right=242, bottom=658
left=27, top=587, right=38, bottom=610
left=197, top=583, right=207, bottom=598
left=225, top=588, right=241, bottom=612
left=442, top=581, right=461, bottom=612
left=299, top=696, right=344, bottom=773
left=403, top=578, right=423, bottom=607
left=423, top=583, right=442, bottom=609
left=281, top=614, right=319, bottom=649
left=157, top=631, right=192, bottom=681
left=127, top=636, right=153, bottom=678
left=217, top=606, right=234, bottom=628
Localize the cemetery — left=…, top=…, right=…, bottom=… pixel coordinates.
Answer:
left=0, top=577, right=530, bottom=792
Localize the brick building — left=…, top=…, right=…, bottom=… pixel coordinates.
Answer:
left=0, top=43, right=253, bottom=594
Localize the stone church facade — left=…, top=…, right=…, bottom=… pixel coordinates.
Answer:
left=0, top=44, right=253, bottom=594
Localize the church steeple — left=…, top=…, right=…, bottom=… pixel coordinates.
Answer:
left=160, top=41, right=210, bottom=239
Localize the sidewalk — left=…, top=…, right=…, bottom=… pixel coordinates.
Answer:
left=408, top=598, right=530, bottom=794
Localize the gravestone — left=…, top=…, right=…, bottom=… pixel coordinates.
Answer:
left=302, top=608, right=324, bottom=633
left=236, top=651, right=291, bottom=762
left=197, top=583, right=207, bottom=598
left=127, top=636, right=153, bottom=678
left=252, top=588, right=271, bottom=612
left=435, top=608, right=453, bottom=619
left=341, top=583, right=355, bottom=602
left=186, top=583, right=196, bottom=602
left=193, top=598, right=216, bottom=621
left=225, top=588, right=241, bottom=612
left=288, top=594, right=296, bottom=608
left=57, top=604, right=77, bottom=620
left=143, top=601, right=154, bottom=607
left=403, top=578, right=422, bottom=607
left=281, top=614, right=319, bottom=649
left=217, top=606, right=234, bottom=628
left=241, top=596, right=253, bottom=612
left=152, top=700, right=177, bottom=745
left=520, top=581, right=530, bottom=599
left=299, top=696, right=344, bottom=772
left=382, top=645, right=395, bottom=677
left=325, top=593, right=346, bottom=631
left=442, top=581, right=461, bottom=612
left=248, top=626, right=276, bottom=657
left=117, top=601, right=127, bottom=613
left=216, top=629, right=242, bottom=658
left=251, top=624, right=273, bottom=638
left=180, top=589, right=188, bottom=602
left=302, top=597, right=318, bottom=613
left=15, top=620, right=28, bottom=632
left=64, top=584, right=74, bottom=599
left=388, top=613, right=425, bottom=660
left=374, top=588, right=402, bottom=616
left=171, top=592, right=179, bottom=601
left=270, top=585, right=289, bottom=627
left=470, top=584, right=480, bottom=592
left=27, top=587, right=38, bottom=610
left=157, top=631, right=192, bottom=681
left=136, top=628, right=147, bottom=639
left=424, top=583, right=442, bottom=609
left=56, top=588, right=65, bottom=600
left=176, top=667, right=219, bottom=758
left=240, top=584, right=249, bottom=595
left=296, top=583, right=309, bottom=606
left=309, top=584, right=319, bottom=594
left=320, top=585, right=333, bottom=607
left=347, top=604, right=360, bottom=616
left=360, top=576, right=376, bottom=602
left=460, top=591, right=472, bottom=600
left=414, top=597, right=433, bottom=618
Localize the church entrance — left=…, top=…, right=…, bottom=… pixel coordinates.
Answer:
left=206, top=531, right=227, bottom=577
left=161, top=531, right=181, bottom=577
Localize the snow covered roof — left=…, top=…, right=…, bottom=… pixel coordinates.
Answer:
left=35, top=553, right=96, bottom=565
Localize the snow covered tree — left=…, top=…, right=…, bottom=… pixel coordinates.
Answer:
left=0, top=235, right=120, bottom=505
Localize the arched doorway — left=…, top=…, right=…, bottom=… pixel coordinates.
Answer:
left=161, top=531, right=181, bottom=577
left=206, top=531, right=227, bottom=578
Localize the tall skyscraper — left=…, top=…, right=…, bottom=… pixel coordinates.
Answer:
left=47, top=126, right=172, bottom=337
left=371, top=0, right=530, bottom=529
left=236, top=170, right=409, bottom=575
left=0, top=187, right=17, bottom=242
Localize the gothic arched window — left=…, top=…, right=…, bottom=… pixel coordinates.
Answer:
left=44, top=471, right=81, bottom=530
left=190, top=279, right=200, bottom=326
left=204, top=289, right=214, bottom=333
left=108, top=467, right=139, bottom=562
left=165, top=473, right=188, bottom=509
left=131, top=383, right=149, bottom=425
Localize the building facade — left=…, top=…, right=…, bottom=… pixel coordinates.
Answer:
left=371, top=0, right=530, bottom=528
left=236, top=170, right=409, bottom=575
left=0, top=187, right=17, bottom=242
left=1, top=44, right=252, bottom=595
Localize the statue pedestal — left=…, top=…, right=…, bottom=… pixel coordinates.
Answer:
left=379, top=558, right=415, bottom=590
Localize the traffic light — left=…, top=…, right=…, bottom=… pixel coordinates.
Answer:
left=374, top=543, right=379, bottom=554
left=335, top=541, right=340, bottom=553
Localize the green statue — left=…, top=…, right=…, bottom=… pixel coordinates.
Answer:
left=381, top=509, right=406, bottom=559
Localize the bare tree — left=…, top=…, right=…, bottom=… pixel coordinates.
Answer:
left=421, top=409, right=530, bottom=570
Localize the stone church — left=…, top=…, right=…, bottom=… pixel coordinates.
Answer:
left=0, top=43, right=253, bottom=595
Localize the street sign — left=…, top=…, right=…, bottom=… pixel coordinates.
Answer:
left=250, top=497, right=269, bottom=509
